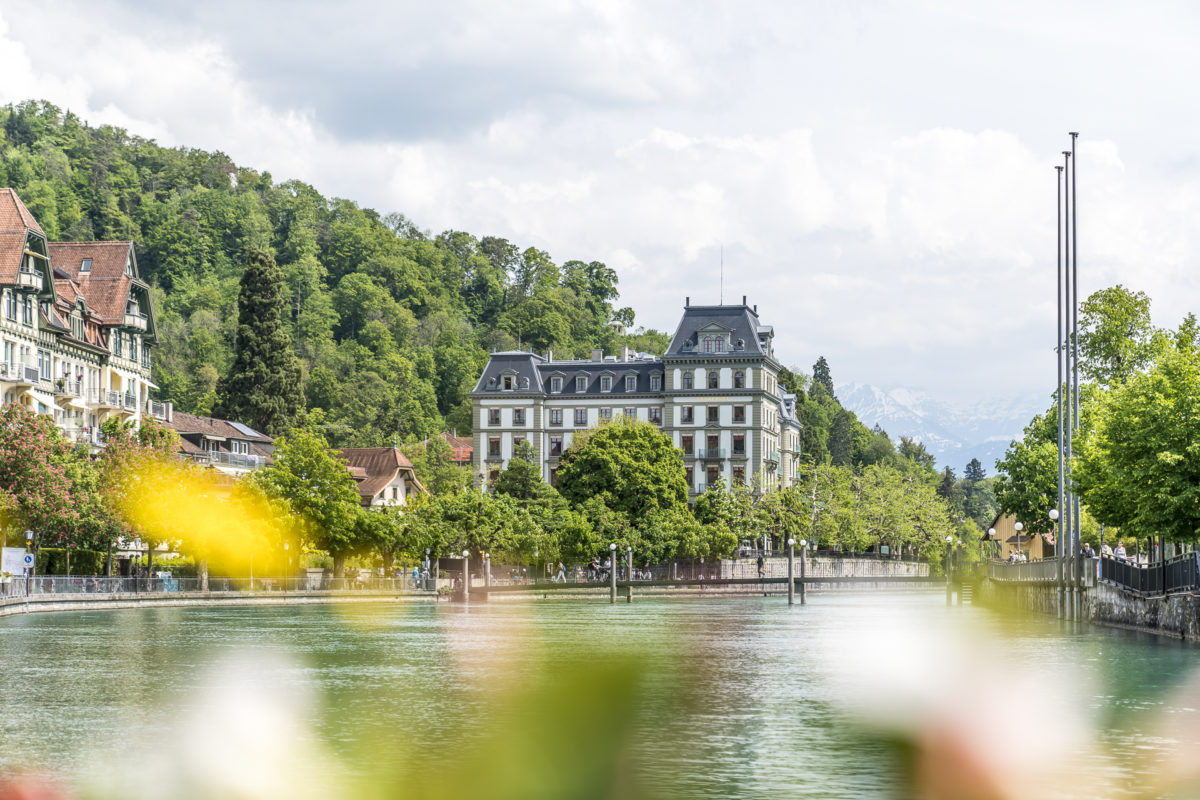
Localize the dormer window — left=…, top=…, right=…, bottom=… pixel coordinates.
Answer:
left=625, top=375, right=636, bottom=392
left=576, top=376, right=587, bottom=392
left=650, top=373, right=662, bottom=392
left=702, top=336, right=724, bottom=353
left=600, top=375, right=612, bottom=392
left=80, top=258, right=91, bottom=273
left=550, top=376, right=563, bottom=393
left=502, top=375, right=514, bottom=391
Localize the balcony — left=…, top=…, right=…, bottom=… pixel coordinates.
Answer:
left=98, top=390, right=122, bottom=409
left=692, top=483, right=709, bottom=495
left=122, top=393, right=138, bottom=411
left=185, top=451, right=262, bottom=469
left=699, top=448, right=726, bottom=459
left=765, top=450, right=780, bottom=464
left=15, top=269, right=42, bottom=292
left=146, top=399, right=171, bottom=420
left=2, top=363, right=41, bottom=386
left=54, top=379, right=81, bottom=398
left=122, top=310, right=148, bottom=331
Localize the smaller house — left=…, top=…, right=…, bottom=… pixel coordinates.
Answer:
left=418, top=431, right=473, bottom=464
left=336, top=447, right=426, bottom=507
left=984, top=513, right=1055, bottom=561
left=168, top=411, right=274, bottom=477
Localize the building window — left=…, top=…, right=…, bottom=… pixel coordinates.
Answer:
left=649, top=407, right=662, bottom=425
left=600, top=375, right=612, bottom=392
left=734, top=370, right=745, bottom=389
left=488, top=408, right=501, bottom=426
left=574, top=408, right=587, bottom=426
left=599, top=408, right=612, bottom=422
left=80, top=258, right=92, bottom=273
left=550, top=376, right=563, bottom=393
left=4, top=291, right=15, bottom=321
left=513, top=408, right=526, bottom=426
left=707, top=405, right=719, bottom=423
left=681, top=434, right=694, bottom=455
left=706, top=434, right=719, bottom=454
left=685, top=466, right=694, bottom=487
left=488, top=437, right=501, bottom=457
left=733, top=465, right=746, bottom=483
left=706, top=465, right=720, bottom=485
left=682, top=372, right=693, bottom=390
left=733, top=405, right=746, bottom=423
left=624, top=407, right=636, bottom=418
left=549, top=408, right=563, bottom=426
left=549, top=468, right=558, bottom=487
left=650, top=374, right=662, bottom=391
left=513, top=434, right=525, bottom=448
left=703, top=336, right=724, bottom=353
left=502, top=375, right=514, bottom=390
left=707, top=371, right=719, bottom=389
left=681, top=406, right=694, bottom=423
left=22, top=297, right=33, bottom=326
left=550, top=436, right=563, bottom=456
left=625, top=375, right=636, bottom=392
left=733, top=433, right=746, bottom=455
left=576, top=376, right=587, bottom=392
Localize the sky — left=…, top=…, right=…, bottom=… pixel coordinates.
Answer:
left=2, top=0, right=1198, bottom=410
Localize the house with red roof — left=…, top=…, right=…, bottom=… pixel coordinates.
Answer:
left=335, top=447, right=426, bottom=507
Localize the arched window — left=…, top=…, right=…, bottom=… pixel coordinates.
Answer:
left=734, top=370, right=745, bottom=389
left=707, top=372, right=718, bottom=389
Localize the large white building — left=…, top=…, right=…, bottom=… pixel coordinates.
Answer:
left=0, top=188, right=166, bottom=441
left=471, top=298, right=803, bottom=497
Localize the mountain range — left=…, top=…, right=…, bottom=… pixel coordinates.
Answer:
left=835, top=382, right=1045, bottom=475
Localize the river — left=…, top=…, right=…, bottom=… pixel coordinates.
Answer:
left=1, top=592, right=1198, bottom=798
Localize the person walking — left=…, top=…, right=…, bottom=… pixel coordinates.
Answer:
left=1114, top=541, right=1128, bottom=564
left=555, top=561, right=566, bottom=583
left=756, top=552, right=765, bottom=578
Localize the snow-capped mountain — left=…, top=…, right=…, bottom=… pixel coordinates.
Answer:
left=835, top=382, right=1045, bottom=474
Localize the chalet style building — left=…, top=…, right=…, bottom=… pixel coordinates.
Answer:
left=336, top=448, right=426, bottom=507
left=168, top=411, right=275, bottom=477
left=470, top=298, right=803, bottom=497
left=0, top=188, right=166, bottom=442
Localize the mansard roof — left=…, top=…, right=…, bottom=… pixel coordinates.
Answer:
left=46, top=240, right=142, bottom=325
left=666, top=302, right=769, bottom=358
left=472, top=351, right=546, bottom=394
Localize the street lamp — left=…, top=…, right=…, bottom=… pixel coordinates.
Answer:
left=1014, top=521, right=1024, bottom=561
left=609, top=543, right=617, bottom=604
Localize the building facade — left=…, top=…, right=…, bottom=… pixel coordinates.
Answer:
left=0, top=188, right=165, bottom=443
left=336, top=448, right=426, bottom=507
left=470, top=298, right=803, bottom=498
left=169, top=411, right=275, bottom=477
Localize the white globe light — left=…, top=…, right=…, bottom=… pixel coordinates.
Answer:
left=1014, top=522, right=1024, bottom=532
left=1049, top=509, right=1060, bottom=521
left=988, top=528, right=996, bottom=537
left=462, top=550, right=470, bottom=557
left=610, top=543, right=617, bottom=551
left=799, top=539, right=807, bottom=547
left=787, top=538, right=795, bottom=546
left=946, top=535, right=954, bottom=543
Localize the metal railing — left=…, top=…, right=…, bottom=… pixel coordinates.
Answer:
left=123, top=393, right=137, bottom=410
left=1100, top=552, right=1200, bottom=596
left=183, top=451, right=262, bottom=468
left=146, top=399, right=170, bottom=419
left=0, top=574, right=432, bottom=598
left=54, top=379, right=81, bottom=396
left=988, top=557, right=1061, bottom=583
left=699, top=448, right=726, bottom=459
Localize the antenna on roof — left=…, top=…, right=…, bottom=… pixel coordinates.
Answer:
left=720, top=245, right=724, bottom=305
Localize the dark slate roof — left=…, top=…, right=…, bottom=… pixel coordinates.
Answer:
left=471, top=351, right=546, bottom=394
left=665, top=303, right=768, bottom=357
left=536, top=358, right=663, bottom=395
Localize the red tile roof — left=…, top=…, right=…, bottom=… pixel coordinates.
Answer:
left=169, top=411, right=273, bottom=442
left=46, top=241, right=137, bottom=324
left=418, top=431, right=474, bottom=462
left=0, top=189, right=44, bottom=235
left=335, top=447, right=426, bottom=505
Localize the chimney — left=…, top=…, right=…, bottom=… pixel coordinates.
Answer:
left=620, top=345, right=630, bottom=362
left=742, top=295, right=747, bottom=306
left=754, top=304, right=758, bottom=313
left=685, top=296, right=690, bottom=307
left=547, top=349, right=553, bottom=363
left=592, top=348, right=603, bottom=362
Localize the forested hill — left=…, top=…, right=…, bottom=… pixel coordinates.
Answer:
left=0, top=100, right=669, bottom=445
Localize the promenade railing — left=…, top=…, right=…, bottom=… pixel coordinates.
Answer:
left=988, top=557, right=1061, bottom=583
left=0, top=574, right=434, bottom=599
left=1100, top=552, right=1200, bottom=596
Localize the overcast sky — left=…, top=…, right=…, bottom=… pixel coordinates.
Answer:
left=2, top=0, right=1198, bottom=410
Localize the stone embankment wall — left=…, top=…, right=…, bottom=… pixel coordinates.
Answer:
left=722, top=556, right=930, bottom=580
left=0, top=590, right=435, bottom=619
left=976, top=578, right=1200, bottom=642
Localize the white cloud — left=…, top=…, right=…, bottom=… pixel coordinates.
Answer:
left=1, top=0, right=1199, bottom=410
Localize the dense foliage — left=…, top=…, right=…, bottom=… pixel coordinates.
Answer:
left=0, top=100, right=664, bottom=447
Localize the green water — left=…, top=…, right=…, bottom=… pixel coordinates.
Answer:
left=1, top=593, right=1198, bottom=798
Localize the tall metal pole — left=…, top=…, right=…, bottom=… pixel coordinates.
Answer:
left=1069, top=132, right=1081, bottom=617
left=626, top=546, right=633, bottom=604
left=787, top=539, right=795, bottom=605
left=1056, top=164, right=1066, bottom=618
left=609, top=543, right=617, bottom=604
left=1062, top=148, right=1075, bottom=622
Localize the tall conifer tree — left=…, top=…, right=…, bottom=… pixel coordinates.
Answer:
left=216, top=250, right=302, bottom=435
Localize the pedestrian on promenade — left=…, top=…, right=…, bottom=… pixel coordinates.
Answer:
left=1114, top=542, right=1128, bottom=563
left=756, top=553, right=765, bottom=578
left=1082, top=543, right=1096, bottom=559
left=555, top=561, right=565, bottom=583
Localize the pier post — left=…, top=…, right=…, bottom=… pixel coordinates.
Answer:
left=461, top=550, right=470, bottom=605
left=799, top=540, right=807, bottom=605
left=609, top=543, right=617, bottom=604
left=945, top=536, right=954, bottom=606
left=786, top=539, right=795, bottom=605
left=626, top=547, right=633, bottom=603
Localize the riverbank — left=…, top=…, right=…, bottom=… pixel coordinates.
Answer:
left=0, top=589, right=438, bottom=618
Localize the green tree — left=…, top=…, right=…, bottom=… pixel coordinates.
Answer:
left=494, top=440, right=557, bottom=506
left=556, top=418, right=688, bottom=524
left=811, top=356, right=835, bottom=397
left=216, top=250, right=303, bottom=435
left=250, top=422, right=362, bottom=576
left=1077, top=285, right=1158, bottom=387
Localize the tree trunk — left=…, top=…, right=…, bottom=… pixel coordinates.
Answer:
left=333, top=553, right=345, bottom=580
left=198, top=558, right=209, bottom=592
left=105, top=544, right=112, bottom=577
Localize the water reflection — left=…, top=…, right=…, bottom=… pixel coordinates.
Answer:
left=0, top=594, right=1198, bottom=798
